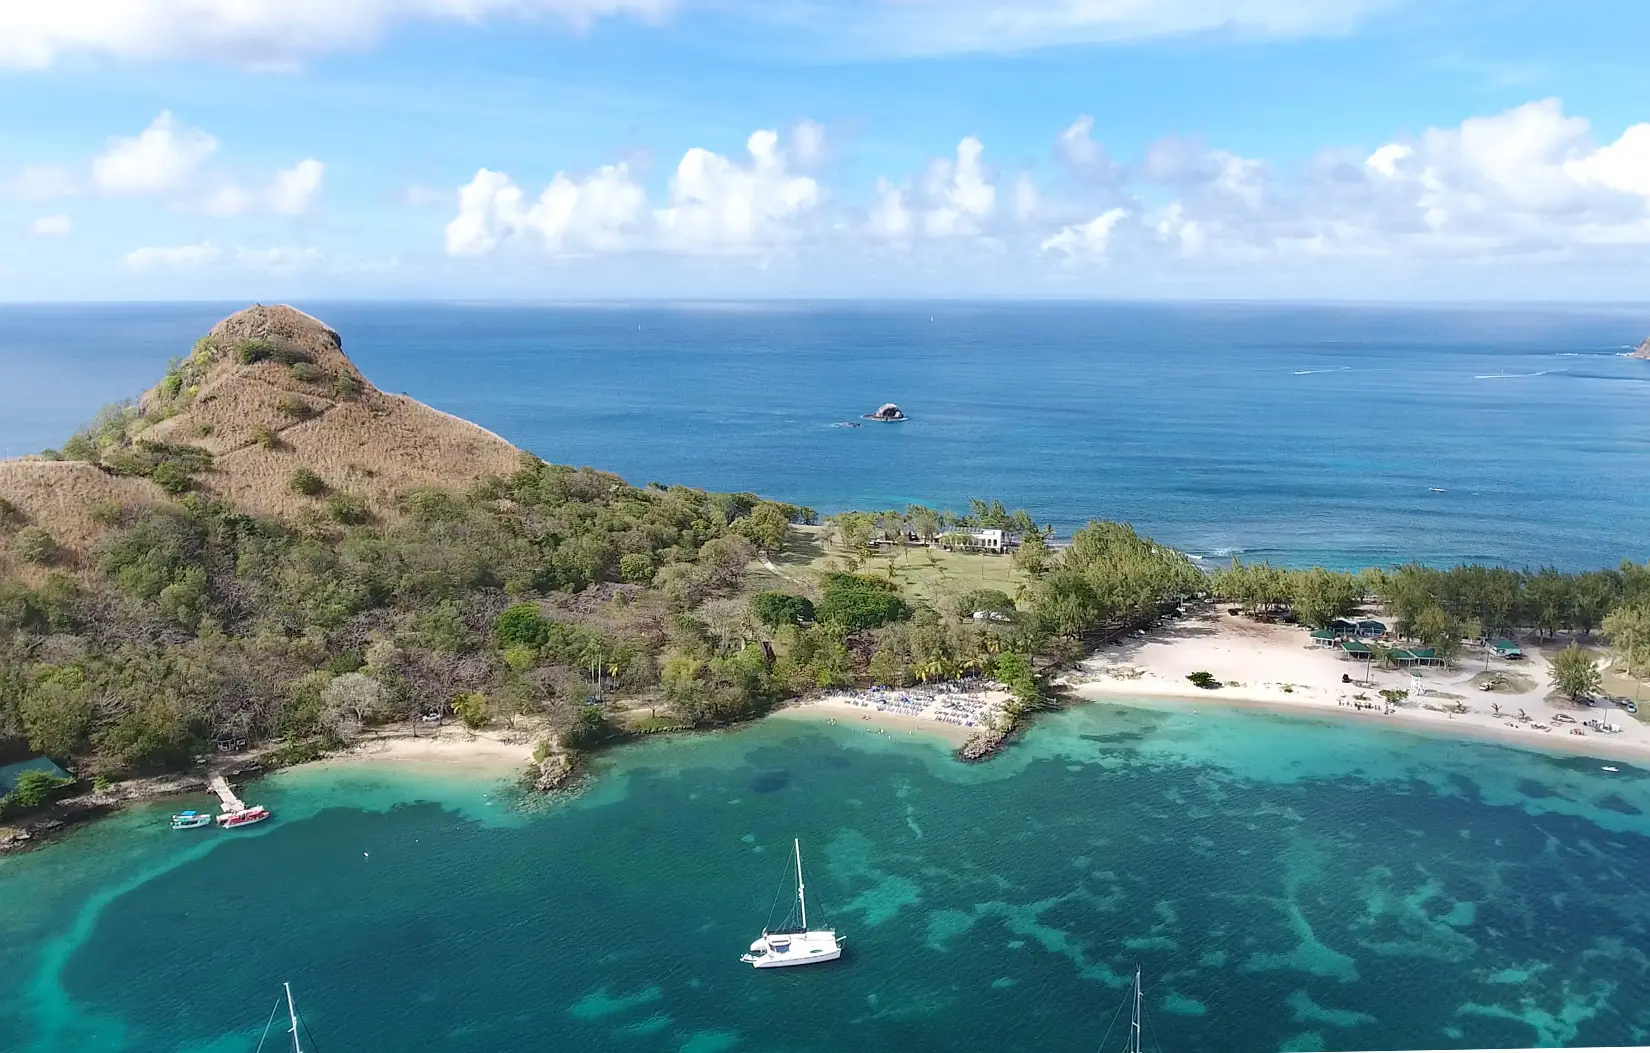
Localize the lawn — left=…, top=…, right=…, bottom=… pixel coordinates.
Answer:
left=764, top=525, right=1030, bottom=610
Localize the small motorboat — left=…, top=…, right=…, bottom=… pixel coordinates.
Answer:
left=1602, top=766, right=1620, bottom=773
left=216, top=805, right=271, bottom=829
left=170, top=810, right=211, bottom=830
left=1429, top=487, right=1447, bottom=493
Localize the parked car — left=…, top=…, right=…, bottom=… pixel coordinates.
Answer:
left=1615, top=697, right=1639, bottom=714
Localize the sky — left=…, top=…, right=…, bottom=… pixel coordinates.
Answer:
left=1, top=0, right=1648, bottom=301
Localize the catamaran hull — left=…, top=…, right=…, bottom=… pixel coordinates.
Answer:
left=749, top=947, right=842, bottom=968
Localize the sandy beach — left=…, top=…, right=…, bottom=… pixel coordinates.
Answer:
left=1068, top=607, right=1650, bottom=764
left=778, top=686, right=1012, bottom=745
left=303, top=724, right=539, bottom=774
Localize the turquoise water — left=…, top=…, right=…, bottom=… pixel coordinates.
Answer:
left=4, top=302, right=1650, bottom=568
left=4, top=702, right=1650, bottom=1052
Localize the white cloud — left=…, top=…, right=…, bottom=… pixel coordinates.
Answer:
left=92, top=111, right=217, bottom=194
left=270, top=158, right=324, bottom=214
left=446, top=163, right=646, bottom=255
left=791, top=120, right=827, bottom=169
left=124, top=242, right=222, bottom=270
left=28, top=214, right=72, bottom=237
left=814, top=0, right=1394, bottom=57
left=0, top=0, right=675, bottom=69
left=1364, top=143, right=1412, bottom=178
left=235, top=246, right=324, bottom=272
left=1056, top=115, right=1123, bottom=184
left=199, top=184, right=254, bottom=218
left=919, top=136, right=995, bottom=237
left=1564, top=122, right=1650, bottom=198
left=868, top=178, right=913, bottom=240
left=1041, top=207, right=1127, bottom=257
left=654, top=129, right=822, bottom=254
left=10, top=164, right=77, bottom=201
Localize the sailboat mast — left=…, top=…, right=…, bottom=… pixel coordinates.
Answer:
left=794, top=838, right=808, bottom=931
left=285, top=982, right=304, bottom=1053
left=1128, top=967, right=1142, bottom=1053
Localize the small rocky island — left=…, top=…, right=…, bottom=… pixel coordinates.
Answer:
left=1634, top=337, right=1650, bottom=359
left=864, top=403, right=907, bottom=422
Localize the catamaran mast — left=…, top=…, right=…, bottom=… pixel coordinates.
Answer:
left=794, top=838, right=808, bottom=931
left=285, top=982, right=304, bottom=1053
left=1128, top=967, right=1142, bottom=1053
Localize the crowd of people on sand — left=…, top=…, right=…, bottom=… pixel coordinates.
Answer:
left=832, top=680, right=1003, bottom=729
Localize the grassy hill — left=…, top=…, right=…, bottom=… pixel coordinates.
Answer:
left=0, top=305, right=520, bottom=582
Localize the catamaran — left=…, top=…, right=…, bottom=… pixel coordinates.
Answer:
left=740, top=839, right=842, bottom=968
left=255, top=982, right=310, bottom=1052
left=1100, top=966, right=1152, bottom=1053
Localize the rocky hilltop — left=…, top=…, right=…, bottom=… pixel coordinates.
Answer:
left=0, top=305, right=522, bottom=580
left=1635, top=336, right=1650, bottom=359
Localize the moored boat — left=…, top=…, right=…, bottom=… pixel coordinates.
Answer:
left=215, top=804, right=270, bottom=828
left=741, top=839, right=842, bottom=968
left=169, top=809, right=211, bottom=830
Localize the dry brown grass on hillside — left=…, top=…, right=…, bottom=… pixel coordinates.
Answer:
left=0, top=461, right=162, bottom=584
left=0, top=303, right=524, bottom=574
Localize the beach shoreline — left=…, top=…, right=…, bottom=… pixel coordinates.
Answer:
left=1065, top=607, right=1650, bottom=767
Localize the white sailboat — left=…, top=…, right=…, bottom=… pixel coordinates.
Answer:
left=255, top=982, right=310, bottom=1052
left=1102, top=966, right=1151, bottom=1053
left=740, top=839, right=842, bottom=968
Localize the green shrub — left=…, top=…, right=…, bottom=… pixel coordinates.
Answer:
left=236, top=338, right=312, bottom=367
left=14, top=526, right=57, bottom=565
left=564, top=705, right=615, bottom=750
left=148, top=461, right=194, bottom=495
left=749, top=591, right=815, bottom=629
left=1186, top=670, right=1222, bottom=690
left=61, top=433, right=99, bottom=462
left=332, top=372, right=364, bottom=400
left=494, top=602, right=550, bottom=649
left=8, top=770, right=72, bottom=809
left=195, top=421, right=214, bottom=437
left=452, top=691, right=491, bottom=729
left=618, top=552, right=657, bottom=584
left=324, top=492, right=371, bottom=525
left=275, top=395, right=315, bottom=420
left=0, top=498, right=22, bottom=531
left=288, top=468, right=327, bottom=496
left=817, top=573, right=910, bottom=632
left=249, top=424, right=280, bottom=449
left=290, top=362, right=325, bottom=383
left=158, top=372, right=184, bottom=399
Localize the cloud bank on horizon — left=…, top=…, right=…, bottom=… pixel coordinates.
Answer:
left=1, top=0, right=1647, bottom=299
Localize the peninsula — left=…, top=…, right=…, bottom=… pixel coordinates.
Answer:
left=4, top=306, right=1650, bottom=850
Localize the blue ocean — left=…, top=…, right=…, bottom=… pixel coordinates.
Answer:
left=2, top=301, right=1648, bottom=570
left=4, top=703, right=1650, bottom=1052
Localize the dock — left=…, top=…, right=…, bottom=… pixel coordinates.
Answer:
left=208, top=776, right=247, bottom=813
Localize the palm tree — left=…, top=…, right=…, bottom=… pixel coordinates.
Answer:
left=1491, top=702, right=1501, bottom=717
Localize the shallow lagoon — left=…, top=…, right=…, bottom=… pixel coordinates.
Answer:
left=3, top=701, right=1649, bottom=1052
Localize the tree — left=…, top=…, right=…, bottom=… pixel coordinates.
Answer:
left=749, top=591, right=815, bottom=630
left=320, top=671, right=389, bottom=733
left=1291, top=567, right=1359, bottom=628
left=564, top=704, right=615, bottom=749
left=957, top=588, right=1016, bottom=620
left=1549, top=644, right=1602, bottom=701
left=736, top=503, right=791, bottom=554
left=1603, top=604, right=1650, bottom=695
left=1013, top=533, right=1053, bottom=576
left=817, top=573, right=910, bottom=632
